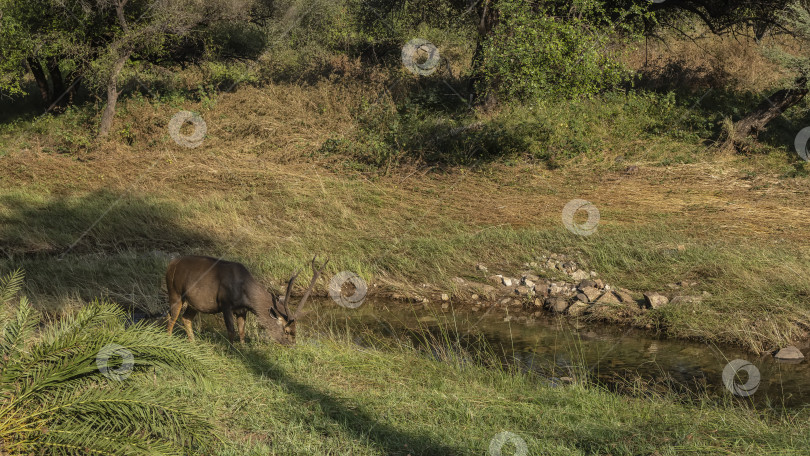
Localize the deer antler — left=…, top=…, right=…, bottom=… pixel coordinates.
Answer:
left=279, top=267, right=301, bottom=319
left=292, top=255, right=329, bottom=321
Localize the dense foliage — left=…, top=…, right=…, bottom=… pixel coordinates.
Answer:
left=476, top=0, right=635, bottom=101
left=1, top=0, right=809, bottom=146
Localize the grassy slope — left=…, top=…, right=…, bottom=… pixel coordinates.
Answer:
left=1, top=24, right=810, bottom=456
left=1, top=78, right=809, bottom=353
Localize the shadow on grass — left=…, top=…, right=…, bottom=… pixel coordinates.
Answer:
left=237, top=346, right=465, bottom=456
left=634, top=66, right=810, bottom=163
left=0, top=189, right=217, bottom=312
left=0, top=189, right=215, bottom=256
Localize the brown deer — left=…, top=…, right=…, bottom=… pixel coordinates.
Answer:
left=165, top=255, right=328, bottom=345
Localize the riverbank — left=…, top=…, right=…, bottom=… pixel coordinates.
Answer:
left=1, top=150, right=808, bottom=354
left=6, top=284, right=810, bottom=454
left=165, top=324, right=810, bottom=454
left=1, top=80, right=809, bottom=354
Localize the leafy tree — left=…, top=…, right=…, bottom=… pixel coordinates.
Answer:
left=642, top=0, right=793, bottom=39
left=767, top=1, right=810, bottom=76
left=348, top=0, right=471, bottom=42
left=0, top=0, right=257, bottom=135
left=0, top=269, right=217, bottom=455
left=598, top=0, right=808, bottom=148
left=0, top=0, right=29, bottom=97
left=470, top=0, right=639, bottom=102
left=0, top=0, right=69, bottom=106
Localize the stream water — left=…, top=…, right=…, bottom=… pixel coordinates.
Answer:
left=304, top=299, right=810, bottom=409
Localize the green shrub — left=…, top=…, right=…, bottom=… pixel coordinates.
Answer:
left=321, top=88, right=721, bottom=169
left=205, top=61, right=258, bottom=90
left=477, top=0, right=633, bottom=101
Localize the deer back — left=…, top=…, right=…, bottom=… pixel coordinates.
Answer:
left=166, top=256, right=260, bottom=314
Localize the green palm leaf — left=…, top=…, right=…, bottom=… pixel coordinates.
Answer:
left=0, top=296, right=37, bottom=376
left=0, top=268, right=24, bottom=305
left=0, top=270, right=218, bottom=455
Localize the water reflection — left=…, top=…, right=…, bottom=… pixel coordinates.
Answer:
left=305, top=299, right=810, bottom=409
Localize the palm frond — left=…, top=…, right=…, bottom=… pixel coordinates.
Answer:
left=0, top=296, right=37, bottom=375
left=109, top=322, right=218, bottom=379
left=28, top=386, right=213, bottom=455
left=0, top=283, right=220, bottom=455
left=34, top=427, right=183, bottom=456
left=7, top=306, right=215, bottom=402
left=0, top=269, right=24, bottom=305
left=42, top=298, right=128, bottom=344
left=54, top=388, right=211, bottom=435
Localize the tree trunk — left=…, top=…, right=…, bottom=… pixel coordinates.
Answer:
left=467, top=0, right=499, bottom=103
left=754, top=21, right=772, bottom=43
left=467, top=40, right=485, bottom=101
left=723, top=76, right=809, bottom=150
left=98, top=51, right=131, bottom=138
left=26, top=58, right=51, bottom=105
left=47, top=58, right=66, bottom=109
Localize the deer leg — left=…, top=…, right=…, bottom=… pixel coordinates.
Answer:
left=167, top=291, right=183, bottom=336
left=222, top=308, right=237, bottom=343
left=180, top=308, right=197, bottom=342
left=236, top=313, right=246, bottom=344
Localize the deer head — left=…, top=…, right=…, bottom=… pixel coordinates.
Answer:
left=271, top=255, right=328, bottom=345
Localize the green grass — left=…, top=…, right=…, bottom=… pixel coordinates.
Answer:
left=5, top=267, right=809, bottom=454
left=10, top=280, right=810, bottom=454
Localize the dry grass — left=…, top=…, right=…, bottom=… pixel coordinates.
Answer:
left=5, top=137, right=808, bottom=246
left=627, top=26, right=798, bottom=93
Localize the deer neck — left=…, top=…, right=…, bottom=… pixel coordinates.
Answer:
left=246, top=280, right=290, bottom=341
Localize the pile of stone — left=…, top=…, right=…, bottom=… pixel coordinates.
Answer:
left=465, top=252, right=710, bottom=320
left=418, top=252, right=807, bottom=361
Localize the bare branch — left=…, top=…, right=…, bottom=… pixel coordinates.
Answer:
left=116, top=0, right=129, bottom=32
